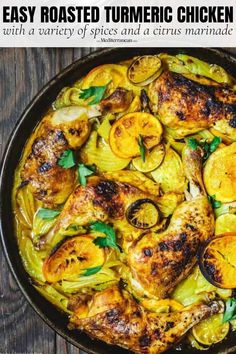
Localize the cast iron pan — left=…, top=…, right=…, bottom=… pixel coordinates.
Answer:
left=1, top=48, right=236, bottom=354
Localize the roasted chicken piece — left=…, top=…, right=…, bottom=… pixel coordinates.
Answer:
left=52, top=175, right=159, bottom=237
left=150, top=71, right=236, bottom=139
left=21, top=106, right=99, bottom=207
left=69, top=286, right=223, bottom=354
left=128, top=146, right=214, bottom=299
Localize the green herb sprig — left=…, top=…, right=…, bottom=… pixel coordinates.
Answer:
left=37, top=208, right=61, bottom=220
left=82, top=265, right=102, bottom=276
left=223, top=298, right=236, bottom=323
left=187, top=137, right=221, bottom=161
left=91, top=221, right=120, bottom=251
left=58, top=149, right=76, bottom=169
left=77, top=164, right=95, bottom=186
left=208, top=195, right=222, bottom=209
left=138, top=134, right=146, bottom=162
left=79, top=81, right=111, bottom=105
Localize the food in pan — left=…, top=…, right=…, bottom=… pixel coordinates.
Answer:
left=13, top=53, right=236, bottom=353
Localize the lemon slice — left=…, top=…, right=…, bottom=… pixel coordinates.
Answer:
left=132, top=144, right=165, bottom=173
left=126, top=198, right=159, bottom=229
left=192, top=314, right=229, bottom=346
left=128, top=55, right=163, bottom=86
left=215, top=214, right=236, bottom=235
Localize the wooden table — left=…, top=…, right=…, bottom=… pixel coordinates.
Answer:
left=0, top=47, right=235, bottom=354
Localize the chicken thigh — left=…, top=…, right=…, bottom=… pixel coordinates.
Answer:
left=70, top=286, right=223, bottom=354
left=150, top=71, right=236, bottom=139
left=127, top=146, right=214, bottom=298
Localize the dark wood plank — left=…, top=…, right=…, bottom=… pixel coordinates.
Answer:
left=0, top=48, right=90, bottom=354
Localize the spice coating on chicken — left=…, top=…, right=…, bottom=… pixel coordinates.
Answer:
left=53, top=175, right=159, bottom=235
left=70, top=286, right=223, bottom=354
left=127, top=146, right=214, bottom=299
left=150, top=71, right=236, bottom=139
left=21, top=106, right=98, bottom=207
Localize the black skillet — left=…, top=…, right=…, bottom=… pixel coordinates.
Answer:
left=1, top=48, right=236, bottom=354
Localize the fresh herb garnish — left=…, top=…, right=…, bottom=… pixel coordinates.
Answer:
left=79, top=81, right=110, bottom=105
left=37, top=208, right=61, bottom=220
left=187, top=137, right=221, bottom=161
left=209, top=136, right=221, bottom=153
left=91, top=221, right=120, bottom=251
left=208, top=195, right=222, bottom=209
left=223, top=298, right=236, bottom=323
left=187, top=138, right=199, bottom=150
left=82, top=265, right=102, bottom=276
left=77, top=164, right=95, bottom=186
left=58, top=149, right=76, bottom=169
left=138, top=134, right=146, bottom=162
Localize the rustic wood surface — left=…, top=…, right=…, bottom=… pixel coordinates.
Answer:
left=0, top=47, right=235, bottom=354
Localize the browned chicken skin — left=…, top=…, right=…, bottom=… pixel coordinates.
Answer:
left=151, top=71, right=236, bottom=139
left=52, top=175, right=159, bottom=237
left=127, top=146, right=214, bottom=299
left=70, top=286, right=223, bottom=354
left=21, top=106, right=96, bottom=207
left=21, top=88, right=133, bottom=207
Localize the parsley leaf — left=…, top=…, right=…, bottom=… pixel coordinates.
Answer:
left=138, top=134, right=146, bottom=162
left=223, top=298, right=236, bottom=323
left=82, top=265, right=102, bottom=276
left=187, top=138, right=199, bottom=150
left=58, top=149, right=76, bottom=169
left=187, top=137, right=221, bottom=161
left=79, top=81, right=110, bottom=105
left=77, top=164, right=95, bottom=186
left=208, top=195, right=222, bottom=209
left=91, top=221, right=119, bottom=251
left=37, top=208, right=61, bottom=220
left=209, top=136, right=221, bottom=153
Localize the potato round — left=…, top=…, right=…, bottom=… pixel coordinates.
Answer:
left=203, top=143, right=236, bottom=202
left=43, top=235, right=105, bottom=283
left=109, top=112, right=163, bottom=159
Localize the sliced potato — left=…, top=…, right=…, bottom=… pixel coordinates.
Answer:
left=80, top=131, right=130, bottom=172
left=109, top=112, right=163, bottom=159
left=151, top=147, right=186, bottom=193
left=128, top=55, right=163, bottom=86
left=215, top=214, right=236, bottom=235
left=203, top=143, right=236, bottom=202
left=199, top=233, right=236, bottom=288
left=192, top=314, right=229, bottom=346
left=81, top=64, right=140, bottom=96
left=132, top=144, right=165, bottom=172
left=43, top=235, right=105, bottom=283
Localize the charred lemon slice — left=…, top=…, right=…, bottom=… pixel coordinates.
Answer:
left=199, top=233, right=236, bottom=288
left=132, top=144, right=165, bottom=173
left=43, top=235, right=105, bottom=283
left=192, top=314, right=229, bottom=346
left=126, top=199, right=159, bottom=229
left=128, top=56, right=163, bottom=86
left=109, top=112, right=163, bottom=159
left=203, top=143, right=236, bottom=203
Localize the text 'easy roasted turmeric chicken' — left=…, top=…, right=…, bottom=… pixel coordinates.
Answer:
left=14, top=53, right=236, bottom=354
